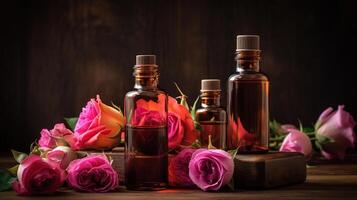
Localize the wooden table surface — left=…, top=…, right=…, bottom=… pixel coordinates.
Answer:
left=1, top=156, right=357, bottom=200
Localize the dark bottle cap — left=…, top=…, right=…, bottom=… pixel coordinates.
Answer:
left=236, top=35, right=260, bottom=51
left=201, top=79, right=221, bottom=92
left=136, top=55, right=156, bottom=65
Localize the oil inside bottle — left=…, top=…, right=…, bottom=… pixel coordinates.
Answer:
left=125, top=126, right=168, bottom=190
left=227, top=35, right=269, bottom=153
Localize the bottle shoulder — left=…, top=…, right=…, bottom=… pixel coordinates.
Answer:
left=228, top=71, right=269, bottom=82
left=197, top=107, right=226, bottom=113
left=125, top=89, right=166, bottom=97
left=125, top=89, right=167, bottom=101
left=196, top=107, right=227, bottom=121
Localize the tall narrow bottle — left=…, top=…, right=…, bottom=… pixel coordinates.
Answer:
left=196, top=79, right=226, bottom=149
left=124, top=55, right=168, bottom=190
left=227, top=35, right=269, bottom=153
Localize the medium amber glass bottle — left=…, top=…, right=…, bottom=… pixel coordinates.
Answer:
left=124, top=55, right=168, bottom=190
left=196, top=79, right=226, bottom=149
left=227, top=35, right=269, bottom=153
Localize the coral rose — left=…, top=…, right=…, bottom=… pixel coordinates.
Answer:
left=72, top=95, right=125, bottom=150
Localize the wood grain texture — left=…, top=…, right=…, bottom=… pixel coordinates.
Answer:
left=1, top=0, right=357, bottom=152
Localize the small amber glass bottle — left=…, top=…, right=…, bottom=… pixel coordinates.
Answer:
left=196, top=79, right=226, bottom=149
left=227, top=35, right=269, bottom=153
left=124, top=55, right=168, bottom=190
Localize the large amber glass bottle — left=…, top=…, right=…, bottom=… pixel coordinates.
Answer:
left=196, top=79, right=226, bottom=149
left=227, top=35, right=269, bottom=153
left=124, top=55, right=168, bottom=190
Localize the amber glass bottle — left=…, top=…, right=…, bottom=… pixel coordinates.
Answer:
left=124, top=55, right=168, bottom=190
left=227, top=35, right=269, bottom=153
left=196, top=79, right=226, bottom=149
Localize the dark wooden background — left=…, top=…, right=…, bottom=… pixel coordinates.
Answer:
left=1, top=0, right=356, bottom=152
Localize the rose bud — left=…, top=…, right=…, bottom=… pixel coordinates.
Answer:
left=38, top=123, right=74, bottom=150
left=12, top=155, right=65, bottom=195
left=279, top=129, right=313, bottom=159
left=169, top=148, right=196, bottom=187
left=73, top=95, right=125, bottom=150
left=315, top=105, right=356, bottom=160
left=38, top=129, right=56, bottom=149
left=47, top=146, right=77, bottom=170
left=189, top=149, right=234, bottom=191
left=67, top=155, right=119, bottom=192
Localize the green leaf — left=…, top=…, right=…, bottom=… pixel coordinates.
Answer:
left=7, top=165, right=19, bottom=176
left=174, top=82, right=189, bottom=110
left=194, top=121, right=202, bottom=132
left=269, top=119, right=282, bottom=136
left=302, top=126, right=315, bottom=133
left=64, top=117, right=78, bottom=131
left=30, top=142, right=41, bottom=156
left=316, top=134, right=334, bottom=145
left=11, top=150, right=28, bottom=164
left=191, top=139, right=201, bottom=148
left=190, top=96, right=200, bottom=120
left=228, top=148, right=238, bottom=159
left=0, top=169, right=16, bottom=191
left=315, top=140, right=322, bottom=150
left=298, top=119, right=303, bottom=132
left=111, top=101, right=123, bottom=115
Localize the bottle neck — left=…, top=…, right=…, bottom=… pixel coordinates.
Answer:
left=133, top=65, right=159, bottom=90
left=235, top=50, right=261, bottom=72
left=201, top=91, right=221, bottom=108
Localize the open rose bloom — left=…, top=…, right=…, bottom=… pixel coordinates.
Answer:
left=189, top=149, right=234, bottom=191
left=47, top=146, right=77, bottom=169
left=67, top=155, right=119, bottom=192
left=38, top=123, right=74, bottom=150
left=315, top=105, right=356, bottom=160
left=169, top=148, right=196, bottom=187
left=12, top=155, right=66, bottom=195
left=71, top=95, right=125, bottom=150
left=279, top=129, right=313, bottom=159
left=135, top=94, right=199, bottom=150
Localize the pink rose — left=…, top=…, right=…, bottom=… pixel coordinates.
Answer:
left=47, top=146, right=77, bottom=169
left=189, top=149, right=234, bottom=191
left=132, top=107, right=165, bottom=126
left=12, top=155, right=65, bottom=195
left=38, top=129, right=56, bottom=149
left=73, top=95, right=125, bottom=150
left=168, top=113, right=184, bottom=149
left=67, top=155, right=119, bottom=192
left=51, top=123, right=73, bottom=138
left=168, top=149, right=196, bottom=187
left=136, top=94, right=199, bottom=151
left=38, top=123, right=74, bottom=149
left=279, top=129, right=313, bottom=159
left=315, top=105, right=356, bottom=160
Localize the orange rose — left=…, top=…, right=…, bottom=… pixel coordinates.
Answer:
left=71, top=95, right=125, bottom=150
left=135, top=94, right=199, bottom=150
